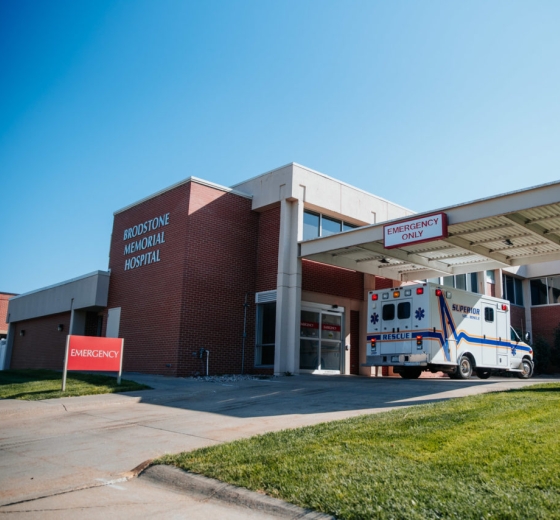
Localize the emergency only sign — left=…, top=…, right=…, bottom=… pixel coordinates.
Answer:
left=62, top=335, right=124, bottom=390
left=384, top=212, right=448, bottom=249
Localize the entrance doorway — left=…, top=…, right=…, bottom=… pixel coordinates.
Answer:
left=299, top=306, right=344, bottom=373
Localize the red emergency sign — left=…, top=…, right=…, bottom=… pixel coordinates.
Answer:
left=66, top=336, right=123, bottom=371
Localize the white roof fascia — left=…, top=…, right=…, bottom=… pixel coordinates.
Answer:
left=9, top=271, right=110, bottom=301
left=231, top=162, right=412, bottom=210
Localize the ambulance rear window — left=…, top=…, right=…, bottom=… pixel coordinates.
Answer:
left=398, top=302, right=411, bottom=319
left=382, top=304, right=395, bottom=321
left=484, top=307, right=494, bottom=322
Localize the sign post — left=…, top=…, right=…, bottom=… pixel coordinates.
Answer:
left=61, top=335, right=70, bottom=392
left=61, top=336, right=125, bottom=391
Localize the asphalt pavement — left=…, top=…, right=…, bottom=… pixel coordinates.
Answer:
left=1, top=373, right=558, bottom=518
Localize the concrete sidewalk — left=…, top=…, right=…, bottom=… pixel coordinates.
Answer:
left=1, top=373, right=557, bottom=518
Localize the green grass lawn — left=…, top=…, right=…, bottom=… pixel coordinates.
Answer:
left=0, top=369, right=151, bottom=400
left=158, top=383, right=560, bottom=520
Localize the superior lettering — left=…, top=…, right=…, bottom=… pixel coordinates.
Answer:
left=452, top=304, right=480, bottom=315
left=123, top=213, right=170, bottom=240
left=71, top=349, right=120, bottom=358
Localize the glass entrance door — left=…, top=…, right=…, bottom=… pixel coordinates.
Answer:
left=299, top=309, right=343, bottom=373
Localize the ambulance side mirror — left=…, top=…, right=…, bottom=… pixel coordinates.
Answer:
left=524, top=331, right=531, bottom=343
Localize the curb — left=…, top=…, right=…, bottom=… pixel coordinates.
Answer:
left=140, top=465, right=334, bottom=519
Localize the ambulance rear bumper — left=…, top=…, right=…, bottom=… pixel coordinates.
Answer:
left=364, top=353, right=429, bottom=366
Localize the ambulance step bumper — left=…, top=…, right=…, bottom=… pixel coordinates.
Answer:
left=364, top=353, right=428, bottom=366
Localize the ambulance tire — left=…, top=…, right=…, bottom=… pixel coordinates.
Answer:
left=457, top=356, right=473, bottom=379
left=476, top=369, right=491, bottom=379
left=517, top=359, right=534, bottom=379
left=400, top=368, right=422, bottom=379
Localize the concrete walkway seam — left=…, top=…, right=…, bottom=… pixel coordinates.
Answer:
left=141, top=465, right=334, bottom=519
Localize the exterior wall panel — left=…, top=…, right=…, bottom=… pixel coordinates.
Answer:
left=178, top=183, right=260, bottom=376
left=256, top=206, right=280, bottom=293
left=302, top=259, right=364, bottom=301
left=531, top=306, right=560, bottom=347
left=510, top=305, right=526, bottom=335
left=105, top=182, right=192, bottom=376
left=10, top=313, right=71, bottom=370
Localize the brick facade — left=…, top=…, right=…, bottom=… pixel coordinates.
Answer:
left=302, top=259, right=364, bottom=301
left=509, top=305, right=526, bottom=335
left=256, top=206, right=280, bottom=293
left=374, top=276, right=400, bottom=290
left=105, top=182, right=192, bottom=376
left=178, top=182, right=259, bottom=376
left=106, top=180, right=263, bottom=377
left=531, top=305, right=560, bottom=347
left=10, top=312, right=71, bottom=370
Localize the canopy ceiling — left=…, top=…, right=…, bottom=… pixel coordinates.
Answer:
left=300, top=181, right=560, bottom=281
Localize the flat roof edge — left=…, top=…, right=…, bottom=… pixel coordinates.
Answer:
left=114, top=177, right=252, bottom=215
left=9, top=271, right=111, bottom=301
left=231, top=162, right=414, bottom=213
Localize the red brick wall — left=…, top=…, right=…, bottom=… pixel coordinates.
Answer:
left=10, top=313, right=71, bottom=370
left=105, top=182, right=192, bottom=376
left=510, top=305, right=526, bottom=334
left=178, top=182, right=259, bottom=376
left=106, top=181, right=264, bottom=377
left=374, top=277, right=400, bottom=290
left=531, top=305, right=560, bottom=347
left=0, top=293, right=17, bottom=335
left=302, top=259, right=364, bottom=301
left=256, top=205, right=280, bottom=293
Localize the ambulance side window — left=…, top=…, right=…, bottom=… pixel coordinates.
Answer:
left=484, top=307, right=494, bottom=322
left=382, top=304, right=395, bottom=321
left=397, top=302, right=411, bottom=319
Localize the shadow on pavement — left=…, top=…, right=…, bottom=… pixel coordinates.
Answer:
left=119, top=373, right=539, bottom=419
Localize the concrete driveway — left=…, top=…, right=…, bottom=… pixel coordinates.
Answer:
left=1, top=373, right=558, bottom=518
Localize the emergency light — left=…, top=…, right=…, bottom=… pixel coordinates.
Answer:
left=371, top=338, right=377, bottom=349
left=393, top=291, right=400, bottom=298
left=416, top=335, right=423, bottom=347
left=372, top=294, right=379, bottom=301
left=502, top=304, right=509, bottom=311
left=416, top=288, right=424, bottom=295
left=435, top=289, right=442, bottom=296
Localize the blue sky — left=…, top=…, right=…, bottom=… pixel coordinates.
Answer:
left=2, top=0, right=559, bottom=294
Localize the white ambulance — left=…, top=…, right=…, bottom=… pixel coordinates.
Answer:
left=365, top=282, right=534, bottom=379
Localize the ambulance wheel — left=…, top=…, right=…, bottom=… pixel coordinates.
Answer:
left=517, top=359, right=534, bottom=379
left=457, top=356, right=473, bottom=379
left=476, top=369, right=491, bottom=379
left=400, top=368, right=422, bottom=379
